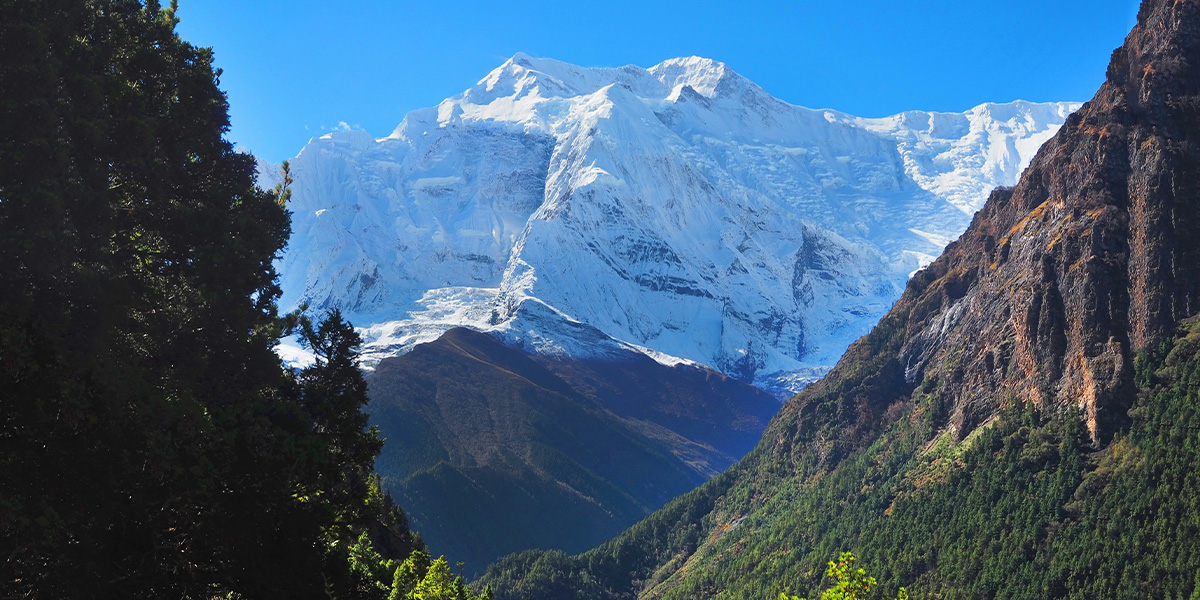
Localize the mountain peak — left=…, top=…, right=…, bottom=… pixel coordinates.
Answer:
left=463, top=54, right=750, bottom=105
left=649, top=55, right=746, bottom=98
left=650, top=55, right=730, bottom=76
left=469, top=52, right=582, bottom=102
left=496, top=51, right=578, bottom=76
left=506, top=50, right=535, bottom=66
left=279, top=52, right=1078, bottom=393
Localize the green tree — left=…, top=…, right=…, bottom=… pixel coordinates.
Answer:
left=0, top=2, right=396, bottom=598
left=383, top=549, right=492, bottom=600
left=347, top=530, right=396, bottom=598
left=293, top=307, right=384, bottom=526
left=414, top=557, right=460, bottom=600
left=781, top=553, right=908, bottom=600
left=414, top=555, right=492, bottom=600
left=391, top=548, right=434, bottom=600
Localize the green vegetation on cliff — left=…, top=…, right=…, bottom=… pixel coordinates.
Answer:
left=482, top=317, right=1200, bottom=600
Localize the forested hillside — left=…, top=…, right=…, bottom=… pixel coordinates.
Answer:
left=480, top=0, right=1200, bottom=597
left=485, top=316, right=1200, bottom=599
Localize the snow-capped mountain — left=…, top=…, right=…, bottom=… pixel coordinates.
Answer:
left=274, top=53, right=1078, bottom=394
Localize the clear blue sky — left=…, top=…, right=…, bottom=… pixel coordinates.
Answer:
left=176, top=0, right=1140, bottom=163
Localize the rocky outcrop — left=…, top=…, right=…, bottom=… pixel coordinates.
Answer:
left=868, top=0, right=1200, bottom=441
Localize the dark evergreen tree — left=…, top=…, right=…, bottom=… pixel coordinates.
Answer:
left=292, top=307, right=385, bottom=527
left=0, top=2, right=401, bottom=598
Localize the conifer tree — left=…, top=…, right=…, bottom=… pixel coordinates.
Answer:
left=292, top=307, right=385, bottom=528
left=0, top=1, right=390, bottom=597
left=414, top=557, right=461, bottom=600
left=392, top=549, right=434, bottom=600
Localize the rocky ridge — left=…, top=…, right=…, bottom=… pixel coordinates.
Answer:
left=885, top=0, right=1200, bottom=441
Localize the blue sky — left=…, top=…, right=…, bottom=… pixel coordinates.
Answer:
left=177, top=0, right=1140, bottom=163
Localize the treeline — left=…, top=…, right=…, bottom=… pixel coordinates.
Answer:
left=0, top=1, right=482, bottom=598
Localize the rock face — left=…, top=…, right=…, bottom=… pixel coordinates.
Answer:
left=892, top=0, right=1200, bottom=441
left=274, top=56, right=1077, bottom=393
left=366, top=328, right=778, bottom=575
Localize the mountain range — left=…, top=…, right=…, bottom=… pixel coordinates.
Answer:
left=272, top=55, right=1078, bottom=394
left=267, top=43, right=1084, bottom=577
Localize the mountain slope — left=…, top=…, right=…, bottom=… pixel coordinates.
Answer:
left=366, top=328, right=778, bottom=575
left=890, top=0, right=1200, bottom=442
left=275, top=56, right=1077, bottom=392
left=479, top=0, right=1200, bottom=597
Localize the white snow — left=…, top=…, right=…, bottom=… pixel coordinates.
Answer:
left=270, top=55, right=1079, bottom=396
left=275, top=337, right=317, bottom=370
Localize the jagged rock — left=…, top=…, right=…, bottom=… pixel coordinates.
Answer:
left=832, top=0, right=1200, bottom=442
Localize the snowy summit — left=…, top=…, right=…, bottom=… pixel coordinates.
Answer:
left=273, top=54, right=1079, bottom=395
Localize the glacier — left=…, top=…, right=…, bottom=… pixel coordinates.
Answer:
left=273, top=53, right=1078, bottom=395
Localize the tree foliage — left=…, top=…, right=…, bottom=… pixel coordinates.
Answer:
left=781, top=553, right=907, bottom=600
left=0, top=1, right=423, bottom=597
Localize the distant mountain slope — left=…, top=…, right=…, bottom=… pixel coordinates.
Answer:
left=275, top=54, right=1077, bottom=392
left=478, top=0, right=1200, bottom=597
left=366, top=328, right=778, bottom=575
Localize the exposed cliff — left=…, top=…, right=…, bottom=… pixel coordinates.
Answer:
left=884, top=0, right=1200, bottom=441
